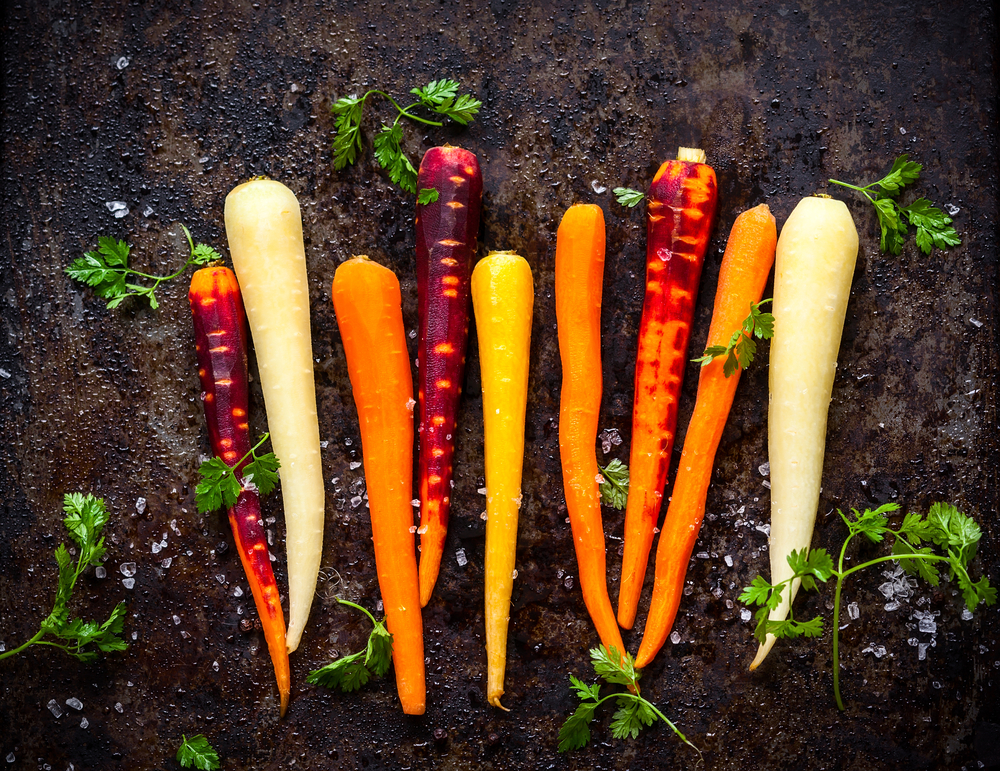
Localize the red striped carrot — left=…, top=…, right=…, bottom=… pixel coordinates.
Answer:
left=189, top=266, right=290, bottom=716
left=618, top=148, right=718, bottom=630
left=415, top=145, right=483, bottom=607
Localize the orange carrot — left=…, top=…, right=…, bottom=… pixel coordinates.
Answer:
left=618, top=147, right=718, bottom=630
left=635, top=204, right=777, bottom=668
left=555, top=204, right=627, bottom=659
left=331, top=255, right=425, bottom=715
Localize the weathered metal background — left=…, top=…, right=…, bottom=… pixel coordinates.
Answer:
left=1, top=0, right=998, bottom=768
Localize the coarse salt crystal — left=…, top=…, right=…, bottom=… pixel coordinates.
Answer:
left=80, top=717, right=89, bottom=729
left=135, top=497, right=146, bottom=514
left=120, top=563, right=136, bottom=577
left=47, top=699, right=63, bottom=718
left=233, top=586, right=243, bottom=597
left=216, top=574, right=226, bottom=584
left=160, top=557, right=172, bottom=568
left=66, top=697, right=83, bottom=711
left=122, top=578, right=135, bottom=589
left=95, top=566, right=106, bottom=579
left=456, top=548, right=467, bottom=567
left=172, top=615, right=181, bottom=625
left=670, top=631, right=681, bottom=644
left=213, top=661, right=220, bottom=671
left=740, top=608, right=752, bottom=622
left=349, top=461, right=361, bottom=470
left=724, top=555, right=733, bottom=567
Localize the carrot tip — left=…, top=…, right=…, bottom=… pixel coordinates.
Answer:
left=488, top=693, right=509, bottom=711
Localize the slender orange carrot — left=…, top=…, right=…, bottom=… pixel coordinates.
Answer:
left=555, top=204, right=627, bottom=660
left=332, top=255, right=425, bottom=715
left=189, top=266, right=291, bottom=715
left=635, top=204, right=777, bottom=668
left=618, top=147, right=718, bottom=630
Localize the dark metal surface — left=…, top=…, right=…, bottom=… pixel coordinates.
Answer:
left=2, top=1, right=998, bottom=768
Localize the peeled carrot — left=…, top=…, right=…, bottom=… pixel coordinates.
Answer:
left=472, top=250, right=533, bottom=710
left=225, top=179, right=325, bottom=653
left=635, top=205, right=777, bottom=668
left=750, top=196, right=859, bottom=669
left=189, top=266, right=291, bottom=715
left=555, top=204, right=627, bottom=660
left=332, top=255, right=425, bottom=715
left=415, top=146, right=483, bottom=607
left=618, top=148, right=719, bottom=629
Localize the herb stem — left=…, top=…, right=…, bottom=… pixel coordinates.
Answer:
left=597, top=464, right=628, bottom=499
left=0, top=629, right=45, bottom=661
left=646, top=701, right=701, bottom=758
left=366, top=90, right=445, bottom=127
left=336, top=598, right=378, bottom=628
left=839, top=551, right=951, bottom=581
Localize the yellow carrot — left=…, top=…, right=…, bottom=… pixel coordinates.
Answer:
left=472, top=250, right=534, bottom=710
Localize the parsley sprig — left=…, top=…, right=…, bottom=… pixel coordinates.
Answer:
left=558, top=646, right=700, bottom=759
left=613, top=187, right=644, bottom=208
left=693, top=299, right=774, bottom=377
left=740, top=502, right=995, bottom=709
left=66, top=225, right=221, bottom=309
left=331, top=78, right=481, bottom=194
left=829, top=155, right=961, bottom=255
left=597, top=459, right=629, bottom=510
left=0, top=494, right=127, bottom=663
left=195, top=433, right=280, bottom=514
left=176, top=734, right=221, bottom=771
left=306, top=599, right=394, bottom=692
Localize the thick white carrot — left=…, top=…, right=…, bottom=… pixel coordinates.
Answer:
left=225, top=178, right=325, bottom=653
left=750, top=196, right=858, bottom=669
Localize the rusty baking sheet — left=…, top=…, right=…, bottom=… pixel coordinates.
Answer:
left=1, top=0, right=998, bottom=769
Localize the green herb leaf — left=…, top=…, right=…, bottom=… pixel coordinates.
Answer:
left=591, top=645, right=639, bottom=689
left=739, top=575, right=776, bottom=608
left=597, top=459, right=629, bottom=510
left=417, top=187, right=439, bottom=205
left=196, top=435, right=280, bottom=513
left=558, top=701, right=597, bottom=752
left=829, top=156, right=960, bottom=255
left=610, top=696, right=656, bottom=740
left=613, top=187, right=644, bottom=208
left=694, top=299, right=773, bottom=377
left=177, top=734, right=221, bottom=771
left=373, top=123, right=418, bottom=194
left=307, top=599, right=393, bottom=693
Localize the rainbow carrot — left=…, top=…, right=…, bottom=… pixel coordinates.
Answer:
left=189, top=266, right=290, bottom=716
left=332, top=255, right=425, bottom=715
left=555, top=204, right=628, bottom=659
left=618, top=148, right=718, bottom=630
left=415, top=146, right=483, bottom=607
left=635, top=204, right=777, bottom=668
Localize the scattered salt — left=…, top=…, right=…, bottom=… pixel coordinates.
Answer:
left=884, top=601, right=900, bottom=612
left=512, top=570, right=518, bottom=580
left=456, top=548, right=467, bottom=567
left=412, top=499, right=420, bottom=507
left=0, top=369, right=9, bottom=379
left=480, top=511, right=488, bottom=521
left=591, top=180, right=607, bottom=194
left=65, top=697, right=83, bottom=711
left=114, top=702, right=123, bottom=713
left=740, top=608, right=752, bottom=622
left=724, top=555, right=733, bottom=567
left=105, top=201, right=129, bottom=218
left=122, top=578, right=135, bottom=589
left=961, top=608, right=974, bottom=621
left=598, top=428, right=622, bottom=454
left=696, top=551, right=710, bottom=559
left=172, top=615, right=181, bottom=625
left=349, top=461, right=362, bottom=470
left=5, top=753, right=14, bottom=763
left=669, top=631, right=682, bottom=644
left=95, top=566, right=106, bottom=579
left=946, top=203, right=960, bottom=216
left=918, top=616, right=937, bottom=634
left=478, top=487, right=488, bottom=495
left=160, top=557, right=172, bottom=568
left=135, top=497, right=146, bottom=514
left=233, top=586, right=243, bottom=597
left=320, top=440, right=329, bottom=449
left=970, top=318, right=983, bottom=328
left=80, top=717, right=89, bottom=729
left=216, top=574, right=226, bottom=584
left=120, top=562, right=136, bottom=577
left=847, top=602, right=860, bottom=620
left=406, top=398, right=416, bottom=411
left=350, top=495, right=363, bottom=508
left=755, top=523, right=770, bottom=536
left=213, top=661, right=220, bottom=672
left=918, top=643, right=929, bottom=660
left=151, top=542, right=162, bottom=554
left=116, top=56, right=130, bottom=69
left=47, top=699, right=63, bottom=718
left=758, top=462, right=770, bottom=477
left=409, top=526, right=417, bottom=534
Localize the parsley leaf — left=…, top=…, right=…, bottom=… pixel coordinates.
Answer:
left=613, top=187, right=644, bottom=208
left=66, top=225, right=222, bottom=309
left=0, top=493, right=128, bottom=663
left=741, top=500, right=993, bottom=710
left=195, top=434, right=280, bottom=513
left=693, top=299, right=774, bottom=376
left=829, top=155, right=961, bottom=255
left=596, top=459, right=629, bottom=510
left=307, top=599, right=394, bottom=693
left=177, top=734, right=221, bottom=771
left=417, top=187, right=439, bottom=205
left=558, top=646, right=699, bottom=757
left=330, top=80, right=480, bottom=192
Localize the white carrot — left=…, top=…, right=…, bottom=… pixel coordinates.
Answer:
left=750, top=196, right=858, bottom=669
left=225, top=178, right=325, bottom=653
